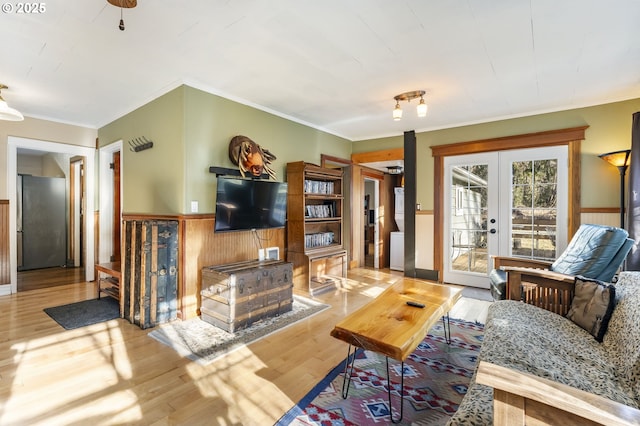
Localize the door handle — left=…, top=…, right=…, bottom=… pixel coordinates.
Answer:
left=490, top=228, right=497, bottom=234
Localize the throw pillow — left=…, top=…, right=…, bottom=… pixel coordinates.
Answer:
left=566, top=276, right=616, bottom=342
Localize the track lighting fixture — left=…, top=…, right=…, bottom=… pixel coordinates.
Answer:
left=392, top=90, right=427, bottom=121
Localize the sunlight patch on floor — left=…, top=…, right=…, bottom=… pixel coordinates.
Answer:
left=336, top=277, right=369, bottom=291
left=449, top=297, right=491, bottom=324
left=4, top=322, right=141, bottom=425
left=360, top=285, right=385, bottom=298
left=185, top=348, right=293, bottom=424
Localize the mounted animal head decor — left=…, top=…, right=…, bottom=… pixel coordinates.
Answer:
left=228, top=135, right=277, bottom=180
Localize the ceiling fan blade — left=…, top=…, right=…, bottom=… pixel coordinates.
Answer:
left=107, top=0, right=137, bottom=8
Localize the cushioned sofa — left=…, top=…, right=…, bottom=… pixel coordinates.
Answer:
left=448, top=271, right=640, bottom=425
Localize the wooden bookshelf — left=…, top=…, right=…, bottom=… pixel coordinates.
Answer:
left=286, top=161, right=346, bottom=295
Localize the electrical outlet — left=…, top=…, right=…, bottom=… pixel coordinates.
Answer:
left=265, top=247, right=280, bottom=260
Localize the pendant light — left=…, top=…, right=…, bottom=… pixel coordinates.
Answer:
left=107, top=0, right=137, bottom=31
left=0, top=84, right=24, bottom=121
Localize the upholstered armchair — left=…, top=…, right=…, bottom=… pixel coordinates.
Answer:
left=489, top=224, right=634, bottom=315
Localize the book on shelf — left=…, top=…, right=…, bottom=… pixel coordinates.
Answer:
left=304, top=231, right=335, bottom=248
left=304, top=179, right=335, bottom=195
left=305, top=201, right=338, bottom=219
left=305, top=204, right=332, bottom=218
left=324, top=200, right=337, bottom=217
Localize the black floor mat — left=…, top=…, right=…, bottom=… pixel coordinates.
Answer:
left=44, top=297, right=120, bottom=330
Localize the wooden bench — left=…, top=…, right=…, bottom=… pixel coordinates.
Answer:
left=95, top=262, right=121, bottom=300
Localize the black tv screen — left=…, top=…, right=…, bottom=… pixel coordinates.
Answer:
left=214, top=177, right=287, bottom=232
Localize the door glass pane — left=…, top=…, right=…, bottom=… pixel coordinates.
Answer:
left=511, top=159, right=557, bottom=260
left=450, top=165, right=488, bottom=274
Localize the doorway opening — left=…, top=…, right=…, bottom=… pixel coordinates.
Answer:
left=99, top=141, right=123, bottom=264
left=364, top=178, right=379, bottom=268
left=70, top=157, right=85, bottom=268
left=6, top=137, right=95, bottom=295
left=15, top=152, right=86, bottom=291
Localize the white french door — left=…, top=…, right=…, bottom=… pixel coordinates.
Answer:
left=443, top=146, right=568, bottom=288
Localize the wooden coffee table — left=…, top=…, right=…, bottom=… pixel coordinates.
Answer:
left=330, top=279, right=462, bottom=423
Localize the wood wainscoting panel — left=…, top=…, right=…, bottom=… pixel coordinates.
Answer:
left=179, top=215, right=285, bottom=319
left=580, top=208, right=620, bottom=228
left=122, top=213, right=285, bottom=320
left=0, top=200, right=9, bottom=285
left=416, top=210, right=434, bottom=271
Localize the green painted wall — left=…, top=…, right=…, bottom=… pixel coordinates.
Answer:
left=352, top=98, right=640, bottom=210
left=98, top=86, right=640, bottom=215
left=99, top=85, right=351, bottom=214
left=99, top=87, right=186, bottom=214
left=184, top=86, right=351, bottom=213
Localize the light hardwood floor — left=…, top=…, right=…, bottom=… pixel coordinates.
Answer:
left=0, top=268, right=487, bottom=426
left=17, top=266, right=85, bottom=292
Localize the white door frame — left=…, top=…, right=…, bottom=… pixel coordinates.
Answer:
left=71, top=160, right=82, bottom=267
left=370, top=178, right=380, bottom=268
left=98, top=140, right=122, bottom=264
left=5, top=137, right=96, bottom=295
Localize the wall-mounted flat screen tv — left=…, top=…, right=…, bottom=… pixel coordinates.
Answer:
left=214, top=177, right=287, bottom=232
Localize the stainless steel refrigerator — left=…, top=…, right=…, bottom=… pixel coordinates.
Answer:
left=17, top=174, right=67, bottom=270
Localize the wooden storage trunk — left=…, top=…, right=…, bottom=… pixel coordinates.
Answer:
left=122, top=220, right=178, bottom=329
left=200, top=259, right=293, bottom=333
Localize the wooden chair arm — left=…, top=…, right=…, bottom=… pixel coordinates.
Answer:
left=492, top=255, right=553, bottom=270
left=502, top=266, right=576, bottom=315
left=501, top=266, right=575, bottom=285
left=476, top=361, right=640, bottom=426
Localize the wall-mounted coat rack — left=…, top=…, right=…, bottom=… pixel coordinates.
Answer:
left=129, top=136, right=154, bottom=152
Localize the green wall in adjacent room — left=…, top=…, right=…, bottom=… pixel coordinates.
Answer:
left=98, top=85, right=351, bottom=214
left=352, top=98, right=640, bottom=211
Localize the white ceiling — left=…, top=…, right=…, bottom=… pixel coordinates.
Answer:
left=2, top=1, right=640, bottom=141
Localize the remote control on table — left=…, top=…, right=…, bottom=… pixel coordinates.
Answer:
left=406, top=300, right=425, bottom=308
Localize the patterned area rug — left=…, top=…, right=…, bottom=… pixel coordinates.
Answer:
left=277, top=318, right=484, bottom=425
left=148, top=295, right=330, bottom=365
